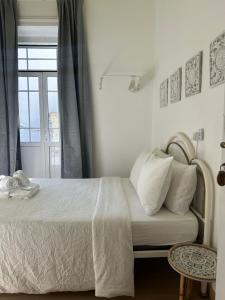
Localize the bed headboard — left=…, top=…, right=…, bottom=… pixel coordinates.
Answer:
left=164, top=132, right=214, bottom=246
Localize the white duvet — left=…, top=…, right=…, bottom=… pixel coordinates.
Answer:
left=0, top=178, right=134, bottom=297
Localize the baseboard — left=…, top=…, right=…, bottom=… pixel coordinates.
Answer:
left=209, top=285, right=215, bottom=300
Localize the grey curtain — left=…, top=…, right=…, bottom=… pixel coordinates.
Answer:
left=57, top=0, right=93, bottom=178
left=0, top=0, right=21, bottom=175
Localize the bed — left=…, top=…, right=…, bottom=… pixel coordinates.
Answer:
left=0, top=133, right=214, bottom=296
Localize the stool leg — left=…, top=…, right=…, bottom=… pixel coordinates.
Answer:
left=185, top=279, right=192, bottom=300
left=201, top=282, right=208, bottom=297
left=179, top=275, right=185, bottom=300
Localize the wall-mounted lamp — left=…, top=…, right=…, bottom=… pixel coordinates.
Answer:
left=128, top=76, right=141, bottom=92
left=99, top=73, right=142, bottom=92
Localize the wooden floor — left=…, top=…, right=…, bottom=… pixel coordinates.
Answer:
left=0, top=258, right=208, bottom=300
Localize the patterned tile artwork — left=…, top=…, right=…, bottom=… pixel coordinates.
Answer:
left=160, top=78, right=168, bottom=108
left=185, top=51, right=203, bottom=97
left=170, top=68, right=182, bottom=103
left=210, top=31, right=225, bottom=87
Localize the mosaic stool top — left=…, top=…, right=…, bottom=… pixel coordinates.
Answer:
left=168, top=243, right=217, bottom=282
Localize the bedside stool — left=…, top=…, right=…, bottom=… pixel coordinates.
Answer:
left=168, top=243, right=217, bottom=300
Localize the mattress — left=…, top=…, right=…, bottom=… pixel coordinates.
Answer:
left=122, top=178, right=199, bottom=246
left=0, top=178, right=198, bottom=294
left=0, top=178, right=198, bottom=247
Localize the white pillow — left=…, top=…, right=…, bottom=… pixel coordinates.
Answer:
left=137, top=154, right=173, bottom=216
left=165, top=160, right=197, bottom=215
left=152, top=148, right=170, bottom=159
left=130, top=150, right=150, bottom=190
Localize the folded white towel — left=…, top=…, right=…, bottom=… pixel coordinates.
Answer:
left=9, top=183, right=40, bottom=200
left=0, top=171, right=39, bottom=200
left=0, top=176, right=19, bottom=191
left=0, top=183, right=40, bottom=200
left=13, top=170, right=30, bottom=187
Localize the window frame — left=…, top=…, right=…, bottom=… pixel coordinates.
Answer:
left=18, top=71, right=44, bottom=146
left=18, top=45, right=57, bottom=72
left=18, top=45, right=58, bottom=146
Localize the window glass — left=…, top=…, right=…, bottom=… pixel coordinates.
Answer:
left=28, top=77, right=39, bottom=90
left=18, top=77, right=28, bottom=90
left=28, top=48, right=57, bottom=59
left=18, top=92, right=29, bottom=128
left=29, top=92, right=40, bottom=128
left=18, top=47, right=57, bottom=71
left=18, top=47, right=58, bottom=145
left=18, top=59, right=27, bottom=70
left=48, top=77, right=58, bottom=91
left=18, top=48, right=27, bottom=59
left=48, top=92, right=59, bottom=129
left=30, top=129, right=40, bottom=142
left=49, top=129, right=60, bottom=143
left=28, top=59, right=57, bottom=70
left=20, top=129, right=30, bottom=143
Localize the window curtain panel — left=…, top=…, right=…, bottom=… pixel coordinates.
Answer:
left=0, top=0, right=21, bottom=175
left=57, top=0, right=93, bottom=178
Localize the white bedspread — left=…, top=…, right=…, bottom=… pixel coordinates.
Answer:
left=0, top=178, right=134, bottom=297
left=92, top=178, right=134, bottom=297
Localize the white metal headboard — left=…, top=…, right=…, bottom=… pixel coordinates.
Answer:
left=165, top=132, right=214, bottom=246
left=133, top=132, right=214, bottom=259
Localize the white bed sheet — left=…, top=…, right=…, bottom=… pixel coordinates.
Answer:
left=0, top=178, right=198, bottom=294
left=0, top=178, right=99, bottom=293
left=122, top=179, right=199, bottom=246
left=0, top=177, right=198, bottom=247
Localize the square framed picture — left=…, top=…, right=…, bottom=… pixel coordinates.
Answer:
left=210, top=31, right=225, bottom=87
left=160, top=78, right=168, bottom=108
left=170, top=68, right=182, bottom=103
left=185, top=51, right=203, bottom=97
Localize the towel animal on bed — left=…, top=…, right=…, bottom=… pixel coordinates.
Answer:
left=0, top=170, right=39, bottom=199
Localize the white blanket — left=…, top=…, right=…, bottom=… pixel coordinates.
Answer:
left=0, top=178, right=134, bottom=297
left=92, top=178, right=134, bottom=297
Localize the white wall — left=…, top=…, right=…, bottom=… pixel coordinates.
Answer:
left=151, top=0, right=225, bottom=250
left=17, top=0, right=154, bottom=178
left=84, top=0, right=154, bottom=177
left=17, top=0, right=57, bottom=25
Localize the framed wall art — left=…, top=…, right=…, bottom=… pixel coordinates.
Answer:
left=185, top=51, right=203, bottom=97
left=160, top=78, right=168, bottom=108
left=210, top=31, right=225, bottom=87
left=170, top=67, right=182, bottom=103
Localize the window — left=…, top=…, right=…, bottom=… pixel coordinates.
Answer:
left=18, top=46, right=58, bottom=143
left=18, top=46, right=57, bottom=71
left=18, top=46, right=60, bottom=178
left=18, top=76, right=41, bottom=142
left=47, top=77, right=60, bottom=142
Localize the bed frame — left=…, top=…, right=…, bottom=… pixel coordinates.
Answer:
left=133, top=132, right=214, bottom=259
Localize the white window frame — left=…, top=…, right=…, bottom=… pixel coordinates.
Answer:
left=18, top=45, right=57, bottom=72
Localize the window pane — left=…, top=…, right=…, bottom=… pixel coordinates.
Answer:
left=50, top=146, right=60, bottom=166
left=18, top=77, right=28, bottom=90
left=48, top=92, right=59, bottom=128
left=28, top=48, right=57, bottom=59
left=18, top=59, right=27, bottom=70
left=19, top=92, right=29, bottom=128
left=18, top=48, right=27, bottom=59
left=20, top=129, right=30, bottom=142
left=49, top=146, right=61, bottom=178
left=29, top=92, right=40, bottom=128
left=49, top=129, right=60, bottom=142
left=28, top=77, right=39, bottom=90
left=48, top=77, right=57, bottom=91
left=28, top=59, right=57, bottom=70
left=30, top=129, right=40, bottom=142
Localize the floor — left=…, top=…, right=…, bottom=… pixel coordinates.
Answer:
left=0, top=258, right=208, bottom=300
